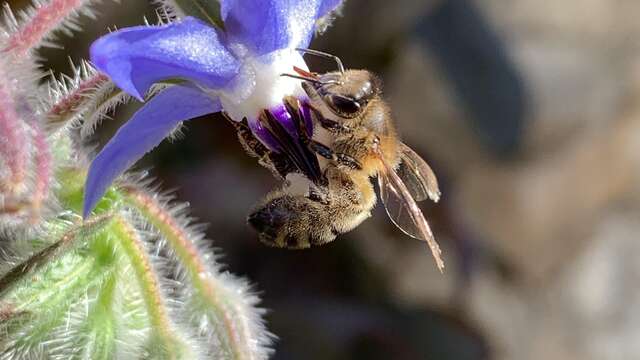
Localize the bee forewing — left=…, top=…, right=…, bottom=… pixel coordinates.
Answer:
left=397, top=143, right=441, bottom=202
left=378, top=158, right=445, bottom=272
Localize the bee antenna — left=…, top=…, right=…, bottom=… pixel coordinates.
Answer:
left=280, top=73, right=322, bottom=84
left=280, top=73, right=341, bottom=86
left=295, top=48, right=345, bottom=73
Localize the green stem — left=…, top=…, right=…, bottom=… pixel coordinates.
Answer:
left=123, top=186, right=255, bottom=360
left=75, top=271, right=117, bottom=360
left=111, top=216, right=186, bottom=359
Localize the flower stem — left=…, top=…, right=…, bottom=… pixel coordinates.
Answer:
left=5, top=0, right=91, bottom=56
left=79, top=270, right=117, bottom=359
left=0, top=81, right=27, bottom=194
left=111, top=216, right=188, bottom=358
left=122, top=186, right=262, bottom=360
left=30, top=123, right=52, bottom=218
left=47, top=72, right=109, bottom=126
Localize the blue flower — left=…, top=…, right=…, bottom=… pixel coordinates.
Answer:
left=83, top=0, right=342, bottom=217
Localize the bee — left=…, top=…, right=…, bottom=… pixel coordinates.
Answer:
left=233, top=49, right=444, bottom=271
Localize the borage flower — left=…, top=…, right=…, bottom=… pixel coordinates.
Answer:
left=83, top=0, right=342, bottom=217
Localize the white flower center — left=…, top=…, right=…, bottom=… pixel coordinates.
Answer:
left=215, top=47, right=309, bottom=121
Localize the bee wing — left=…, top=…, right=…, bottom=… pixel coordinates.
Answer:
left=397, top=143, right=440, bottom=202
left=378, top=156, right=445, bottom=272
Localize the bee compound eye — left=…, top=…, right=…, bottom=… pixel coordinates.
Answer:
left=328, top=94, right=361, bottom=115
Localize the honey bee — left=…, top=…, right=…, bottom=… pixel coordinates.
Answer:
left=232, top=49, right=444, bottom=271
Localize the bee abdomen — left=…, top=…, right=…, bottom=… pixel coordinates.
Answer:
left=248, top=194, right=343, bottom=249
left=247, top=200, right=289, bottom=244
left=248, top=166, right=377, bottom=249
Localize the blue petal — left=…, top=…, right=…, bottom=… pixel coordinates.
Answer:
left=221, top=0, right=343, bottom=55
left=83, top=85, right=221, bottom=217
left=90, top=17, right=240, bottom=101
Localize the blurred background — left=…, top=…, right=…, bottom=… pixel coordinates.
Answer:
left=8, top=0, right=640, bottom=358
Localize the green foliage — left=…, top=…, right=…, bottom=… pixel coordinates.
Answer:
left=169, top=0, right=224, bottom=28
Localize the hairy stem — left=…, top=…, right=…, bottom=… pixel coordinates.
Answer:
left=5, top=0, right=92, bottom=55
left=0, top=83, right=27, bottom=193
left=111, top=216, right=187, bottom=358
left=75, top=270, right=117, bottom=359
left=30, top=123, right=52, bottom=217
left=47, top=72, right=109, bottom=124
left=123, top=185, right=260, bottom=360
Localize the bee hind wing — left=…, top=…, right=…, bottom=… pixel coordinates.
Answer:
left=377, top=160, right=445, bottom=272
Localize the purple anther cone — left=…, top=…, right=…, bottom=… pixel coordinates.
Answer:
left=300, top=100, right=314, bottom=136
left=249, top=99, right=315, bottom=154
left=248, top=110, right=284, bottom=153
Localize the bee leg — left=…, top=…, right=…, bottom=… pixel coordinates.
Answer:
left=335, top=153, right=363, bottom=170
left=280, top=100, right=362, bottom=171
left=283, top=98, right=346, bottom=153
left=224, top=113, right=297, bottom=179
left=297, top=86, right=351, bottom=133
left=307, top=140, right=363, bottom=170
left=307, top=140, right=333, bottom=159
left=301, top=82, right=321, bottom=104
left=308, top=104, right=351, bottom=133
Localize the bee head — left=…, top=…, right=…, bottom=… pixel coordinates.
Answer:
left=315, top=70, right=381, bottom=119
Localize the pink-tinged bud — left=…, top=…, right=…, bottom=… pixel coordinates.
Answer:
left=48, top=73, right=109, bottom=119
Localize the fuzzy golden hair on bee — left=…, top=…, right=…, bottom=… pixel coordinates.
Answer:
left=248, top=165, right=376, bottom=249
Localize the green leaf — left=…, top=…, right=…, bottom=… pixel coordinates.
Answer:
left=172, top=0, right=225, bottom=29
left=0, top=255, right=117, bottom=358
left=0, top=215, right=113, bottom=297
